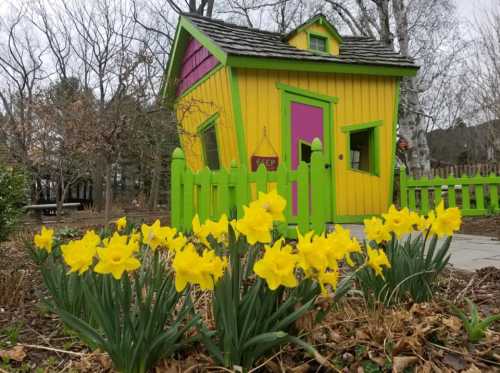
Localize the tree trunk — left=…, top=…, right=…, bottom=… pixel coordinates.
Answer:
left=148, top=143, right=162, bottom=209
left=104, top=162, right=112, bottom=225
left=392, top=0, right=431, bottom=174
left=93, top=160, right=104, bottom=211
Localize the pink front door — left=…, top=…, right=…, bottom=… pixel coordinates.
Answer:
left=291, top=102, right=324, bottom=215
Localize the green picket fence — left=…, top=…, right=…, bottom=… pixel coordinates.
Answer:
left=400, top=166, right=500, bottom=216
left=170, top=138, right=330, bottom=237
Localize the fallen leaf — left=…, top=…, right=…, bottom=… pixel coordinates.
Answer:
left=356, top=329, right=371, bottom=340
left=392, top=356, right=418, bottom=373
left=0, top=345, right=26, bottom=362
left=442, top=316, right=462, bottom=332
left=442, top=352, right=466, bottom=371
left=463, top=364, right=482, bottom=373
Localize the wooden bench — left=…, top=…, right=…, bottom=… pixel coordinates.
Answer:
left=24, top=203, right=81, bottom=219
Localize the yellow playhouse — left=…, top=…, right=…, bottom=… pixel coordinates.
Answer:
left=164, top=13, right=418, bottom=226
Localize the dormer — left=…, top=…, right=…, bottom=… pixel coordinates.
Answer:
left=284, top=14, right=343, bottom=56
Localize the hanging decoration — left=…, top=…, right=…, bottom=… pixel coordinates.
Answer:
left=251, top=127, right=279, bottom=171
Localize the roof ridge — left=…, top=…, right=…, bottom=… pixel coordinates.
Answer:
left=182, top=12, right=282, bottom=36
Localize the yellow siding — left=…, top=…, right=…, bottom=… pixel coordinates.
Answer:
left=288, top=23, right=340, bottom=55
left=175, top=67, right=238, bottom=171
left=237, top=69, right=397, bottom=217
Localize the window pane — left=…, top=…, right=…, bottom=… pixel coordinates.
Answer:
left=350, top=129, right=372, bottom=172
left=201, top=125, right=220, bottom=170
left=310, top=35, right=327, bottom=52
left=300, top=142, right=312, bottom=163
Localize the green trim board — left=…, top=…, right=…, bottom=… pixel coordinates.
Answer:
left=342, top=120, right=382, bottom=176
left=276, top=82, right=339, bottom=103
left=228, top=67, right=248, bottom=166
left=280, top=90, right=335, bottom=223
left=197, top=113, right=222, bottom=169
left=307, top=31, right=330, bottom=54
left=227, top=55, right=419, bottom=77
left=388, top=80, right=401, bottom=206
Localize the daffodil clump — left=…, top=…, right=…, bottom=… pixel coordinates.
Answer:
left=359, top=201, right=462, bottom=304
left=31, top=218, right=193, bottom=373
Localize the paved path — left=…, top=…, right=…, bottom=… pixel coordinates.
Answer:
left=344, top=225, right=500, bottom=271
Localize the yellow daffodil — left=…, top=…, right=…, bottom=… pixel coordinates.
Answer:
left=251, top=189, right=286, bottom=221
left=141, top=219, right=171, bottom=250
left=229, top=219, right=240, bottom=239
left=204, top=214, right=229, bottom=243
left=364, top=217, right=391, bottom=244
left=236, top=204, right=273, bottom=245
left=192, top=215, right=210, bottom=242
left=366, top=246, right=391, bottom=278
left=410, top=211, right=434, bottom=232
left=254, top=239, right=298, bottom=290
left=172, top=243, right=227, bottom=292
left=34, top=226, right=54, bottom=253
left=167, top=232, right=187, bottom=251
left=317, top=269, right=339, bottom=295
left=81, top=230, right=101, bottom=247
left=116, top=216, right=127, bottom=231
left=61, top=238, right=97, bottom=275
left=382, top=205, right=413, bottom=238
left=431, top=201, right=462, bottom=237
left=129, top=229, right=141, bottom=250
left=326, top=225, right=359, bottom=267
left=94, top=232, right=141, bottom=280
left=296, top=230, right=328, bottom=273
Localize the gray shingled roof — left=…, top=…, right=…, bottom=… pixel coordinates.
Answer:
left=185, top=13, right=417, bottom=69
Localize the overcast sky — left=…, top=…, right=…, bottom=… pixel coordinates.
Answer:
left=455, top=0, right=497, bottom=21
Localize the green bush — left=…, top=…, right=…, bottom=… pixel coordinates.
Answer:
left=0, top=164, right=27, bottom=241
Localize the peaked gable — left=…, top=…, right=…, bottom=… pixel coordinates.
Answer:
left=176, top=37, right=220, bottom=96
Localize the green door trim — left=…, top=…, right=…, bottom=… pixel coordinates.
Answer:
left=280, top=89, right=336, bottom=223
left=388, top=80, right=401, bottom=207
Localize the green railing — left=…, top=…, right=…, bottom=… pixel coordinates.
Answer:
left=170, top=138, right=330, bottom=237
left=400, top=166, right=500, bottom=216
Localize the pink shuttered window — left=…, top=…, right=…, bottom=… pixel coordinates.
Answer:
left=176, top=38, right=219, bottom=96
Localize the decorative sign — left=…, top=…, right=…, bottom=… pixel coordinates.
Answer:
left=251, top=155, right=279, bottom=171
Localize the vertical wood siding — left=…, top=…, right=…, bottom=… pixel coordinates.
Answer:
left=237, top=69, right=397, bottom=217
left=175, top=67, right=237, bottom=171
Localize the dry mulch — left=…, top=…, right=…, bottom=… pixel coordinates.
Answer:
left=1, top=231, right=500, bottom=372
left=459, top=216, right=500, bottom=239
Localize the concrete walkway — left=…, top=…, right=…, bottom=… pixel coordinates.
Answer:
left=344, top=225, right=500, bottom=271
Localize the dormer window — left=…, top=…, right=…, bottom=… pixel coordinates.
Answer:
left=309, top=34, right=328, bottom=53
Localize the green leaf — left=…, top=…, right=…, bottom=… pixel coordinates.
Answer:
left=242, top=331, right=287, bottom=349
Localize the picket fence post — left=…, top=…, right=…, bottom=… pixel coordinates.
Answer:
left=399, top=166, right=408, bottom=208
left=170, top=147, right=185, bottom=230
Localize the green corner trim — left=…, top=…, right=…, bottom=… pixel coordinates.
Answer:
left=307, top=31, right=330, bottom=54
left=176, top=64, right=224, bottom=101
left=179, top=17, right=227, bottom=64
left=342, top=120, right=382, bottom=177
left=388, top=80, right=401, bottom=206
left=228, top=67, right=248, bottom=166
left=276, top=82, right=339, bottom=103
left=197, top=113, right=222, bottom=169
left=341, top=120, right=383, bottom=133
left=227, top=55, right=418, bottom=77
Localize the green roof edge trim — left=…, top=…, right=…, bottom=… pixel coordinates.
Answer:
left=226, top=55, right=418, bottom=77
left=164, top=15, right=228, bottom=100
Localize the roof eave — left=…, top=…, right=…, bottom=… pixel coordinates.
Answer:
left=226, top=55, right=419, bottom=77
